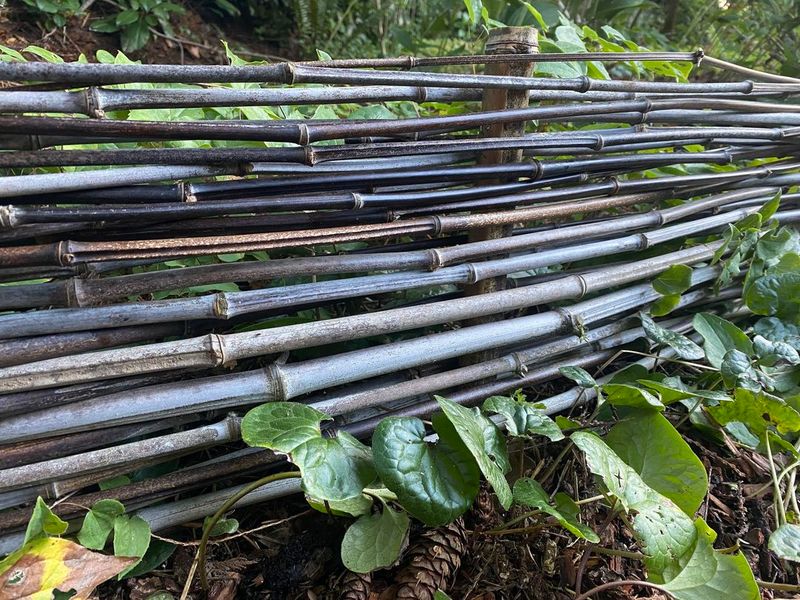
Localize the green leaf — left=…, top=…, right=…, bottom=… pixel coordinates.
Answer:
left=436, top=396, right=512, bottom=509
left=720, top=349, right=760, bottom=390
left=202, top=516, right=239, bottom=537
left=115, top=9, right=140, bottom=25
left=609, top=363, right=651, bottom=384
left=433, top=592, right=453, bottom=600
left=559, top=366, right=596, bottom=388
left=22, top=45, right=64, bottom=63
left=653, top=264, right=693, bottom=296
left=756, top=227, right=795, bottom=262
left=637, top=378, right=696, bottom=405
left=692, top=313, right=753, bottom=369
left=348, top=105, right=397, bottom=120
left=120, top=18, right=150, bottom=53
left=745, top=273, right=800, bottom=320
left=482, top=396, right=564, bottom=441
left=606, top=411, right=707, bottom=515
left=463, top=0, right=482, bottom=25
left=292, top=432, right=376, bottom=503
left=708, top=387, right=800, bottom=438
left=24, top=497, right=68, bottom=545
left=340, top=503, right=409, bottom=573
left=754, top=317, right=800, bottom=351
left=512, top=478, right=599, bottom=542
left=121, top=539, right=175, bottom=579
left=372, top=417, right=479, bottom=526
left=650, top=293, right=681, bottom=317
left=640, top=313, right=704, bottom=360
left=217, top=252, right=245, bottom=262
left=241, top=402, right=331, bottom=453
left=757, top=191, right=782, bottom=221
left=769, top=524, right=800, bottom=562
left=602, top=383, right=664, bottom=411
left=78, top=500, right=126, bottom=550
left=306, top=493, right=373, bottom=517
left=661, top=519, right=759, bottom=600
left=753, top=335, right=800, bottom=366
left=571, top=431, right=696, bottom=575
left=113, top=515, right=151, bottom=577
left=315, top=48, right=332, bottom=60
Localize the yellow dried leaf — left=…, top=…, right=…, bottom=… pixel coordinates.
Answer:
left=0, top=536, right=135, bottom=600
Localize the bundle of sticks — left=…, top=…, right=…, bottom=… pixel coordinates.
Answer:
left=0, top=41, right=799, bottom=553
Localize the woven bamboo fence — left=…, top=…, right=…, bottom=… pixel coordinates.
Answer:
left=0, top=28, right=799, bottom=552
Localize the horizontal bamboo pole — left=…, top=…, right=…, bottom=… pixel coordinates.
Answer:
left=0, top=52, right=694, bottom=85
left=3, top=162, right=789, bottom=266
left=0, top=185, right=768, bottom=310
left=0, top=204, right=766, bottom=339
left=0, top=242, right=721, bottom=408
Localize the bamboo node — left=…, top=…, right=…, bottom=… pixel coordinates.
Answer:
left=265, top=363, right=288, bottom=401
left=212, top=293, right=229, bottom=318
left=465, top=263, right=479, bottom=285
left=0, top=206, right=14, bottom=229
left=84, top=87, right=105, bottom=119
left=283, top=61, right=297, bottom=85
left=427, top=248, right=444, bottom=271
left=693, top=48, right=705, bottom=65
left=510, top=352, right=528, bottom=377
left=351, top=193, right=365, bottom=210
left=430, top=215, right=443, bottom=236
left=208, top=333, right=228, bottom=366
left=297, top=123, right=310, bottom=146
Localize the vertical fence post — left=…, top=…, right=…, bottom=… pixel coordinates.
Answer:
left=462, top=26, right=538, bottom=362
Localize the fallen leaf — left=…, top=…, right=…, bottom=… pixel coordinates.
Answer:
left=0, top=537, right=135, bottom=600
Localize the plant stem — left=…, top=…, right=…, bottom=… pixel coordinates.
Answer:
left=573, top=579, right=672, bottom=600
left=196, top=471, right=301, bottom=591
left=766, top=434, right=787, bottom=527
left=756, top=580, right=800, bottom=592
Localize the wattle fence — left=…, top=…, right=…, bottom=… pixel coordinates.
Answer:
left=1, top=29, right=799, bottom=552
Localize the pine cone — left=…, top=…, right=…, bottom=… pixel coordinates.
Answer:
left=393, top=518, right=467, bottom=600
left=340, top=570, right=373, bottom=600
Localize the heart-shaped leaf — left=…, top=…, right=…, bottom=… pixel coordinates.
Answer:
left=292, top=432, right=377, bottom=503
left=372, top=417, right=479, bottom=526
left=571, top=431, right=696, bottom=575
left=341, top=503, right=409, bottom=573
left=24, top=498, right=68, bottom=545
left=769, top=524, right=800, bottom=562
left=653, top=264, right=693, bottom=296
left=242, top=402, right=331, bottom=453
left=113, top=515, right=151, bottom=577
left=601, top=383, right=664, bottom=411
left=640, top=313, right=704, bottom=360
left=606, top=411, right=708, bottom=515
left=78, top=499, right=126, bottom=550
left=559, top=366, right=597, bottom=388
left=692, top=313, right=753, bottom=369
left=482, top=396, right=564, bottom=441
left=436, top=396, right=512, bottom=509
